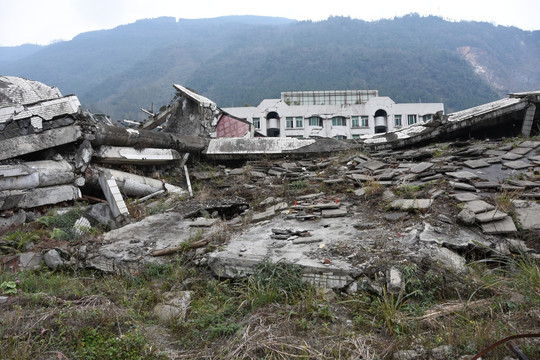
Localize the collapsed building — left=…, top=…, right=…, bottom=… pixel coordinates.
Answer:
left=0, top=76, right=539, bottom=283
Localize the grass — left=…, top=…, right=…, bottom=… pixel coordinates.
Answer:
left=1, top=245, right=539, bottom=359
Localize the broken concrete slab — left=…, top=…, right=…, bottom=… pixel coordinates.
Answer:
left=93, top=146, right=182, bottom=165
left=390, top=199, right=433, bottom=211
left=503, top=160, right=532, bottom=169
left=321, top=208, right=348, bottom=218
left=86, top=212, right=219, bottom=274
left=464, top=159, right=490, bottom=169
left=409, top=162, right=434, bottom=174
left=475, top=210, right=508, bottom=223
left=515, top=206, right=540, bottom=230
left=18, top=184, right=81, bottom=209
left=446, top=171, right=479, bottom=180
left=18, top=252, right=43, bottom=270
left=481, top=216, right=517, bottom=234
left=189, top=217, right=218, bottom=227
left=449, top=181, right=476, bottom=191
left=452, top=192, right=480, bottom=202
left=0, top=125, right=83, bottom=161
left=0, top=160, right=74, bottom=191
left=463, top=200, right=495, bottom=214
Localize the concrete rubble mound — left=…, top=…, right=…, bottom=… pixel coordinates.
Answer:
left=0, top=76, right=539, bottom=299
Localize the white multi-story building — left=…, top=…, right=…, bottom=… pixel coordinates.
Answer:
left=222, top=90, right=444, bottom=139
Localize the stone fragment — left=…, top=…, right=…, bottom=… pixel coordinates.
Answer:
left=449, top=181, right=476, bottom=191
left=518, top=140, right=540, bottom=148
left=464, top=200, right=495, bottom=214
left=446, top=171, right=478, bottom=180
left=431, top=345, right=453, bottom=360
left=251, top=208, right=275, bottom=223
left=457, top=209, right=476, bottom=225
left=433, top=247, right=467, bottom=274
left=393, top=349, right=422, bottom=360
left=44, top=249, right=64, bottom=270
left=362, top=160, right=386, bottom=171
left=390, top=199, right=433, bottom=210
left=464, top=159, right=489, bottom=169
left=475, top=210, right=508, bottom=223
left=452, top=193, right=479, bottom=202
left=410, top=162, right=433, bottom=174
left=189, top=217, right=218, bottom=227
left=503, top=160, right=531, bottom=169
left=18, top=252, right=42, bottom=270
left=509, top=147, right=532, bottom=155
left=321, top=208, right=348, bottom=218
left=502, top=152, right=522, bottom=160
left=153, top=291, right=192, bottom=322
left=473, top=181, right=501, bottom=190
left=515, top=206, right=540, bottom=230
left=354, top=188, right=366, bottom=197
left=85, top=203, right=115, bottom=226
left=385, top=212, right=408, bottom=222
left=387, top=267, right=404, bottom=294
left=481, top=216, right=517, bottom=234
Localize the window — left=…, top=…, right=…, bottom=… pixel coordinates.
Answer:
left=308, top=116, right=322, bottom=127
left=423, top=114, right=432, bottom=122
left=332, top=116, right=346, bottom=126
left=351, top=116, right=359, bottom=128
left=333, top=135, right=347, bottom=140
left=286, top=117, right=294, bottom=129
left=394, top=115, right=402, bottom=127
left=253, top=117, right=260, bottom=129
left=361, top=116, right=369, bottom=127
left=352, top=134, right=360, bottom=139
left=408, top=115, right=417, bottom=125
left=295, top=116, right=303, bottom=128
left=287, top=135, right=304, bottom=138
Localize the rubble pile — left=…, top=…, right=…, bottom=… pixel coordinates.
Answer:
left=0, top=76, right=539, bottom=290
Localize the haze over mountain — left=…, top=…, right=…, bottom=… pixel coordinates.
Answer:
left=1, top=14, right=539, bottom=122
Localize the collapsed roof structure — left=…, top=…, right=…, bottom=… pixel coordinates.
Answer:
left=1, top=76, right=539, bottom=227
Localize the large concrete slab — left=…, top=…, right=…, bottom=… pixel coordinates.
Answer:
left=0, top=125, right=83, bottom=161
left=481, top=216, right=517, bottom=234
left=94, top=146, right=182, bottom=165
left=208, top=217, right=364, bottom=289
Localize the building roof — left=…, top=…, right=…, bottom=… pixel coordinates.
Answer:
left=0, top=76, right=63, bottom=108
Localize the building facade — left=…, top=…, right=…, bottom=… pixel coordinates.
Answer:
left=222, top=90, right=444, bottom=139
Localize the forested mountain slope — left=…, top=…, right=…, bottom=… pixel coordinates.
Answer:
left=1, top=14, right=538, bottom=121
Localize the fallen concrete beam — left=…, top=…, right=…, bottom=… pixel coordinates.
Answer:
left=89, top=167, right=185, bottom=197
left=93, top=124, right=208, bottom=153
left=203, top=137, right=358, bottom=160
left=0, top=125, right=83, bottom=161
left=0, top=160, right=74, bottom=191
left=93, top=146, right=182, bottom=165
left=18, top=184, right=81, bottom=209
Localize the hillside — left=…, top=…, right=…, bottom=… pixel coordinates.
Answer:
left=1, top=14, right=538, bottom=121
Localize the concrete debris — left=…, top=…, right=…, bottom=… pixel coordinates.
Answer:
left=1, top=77, right=539, bottom=303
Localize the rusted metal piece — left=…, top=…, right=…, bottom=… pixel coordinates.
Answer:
left=507, top=340, right=529, bottom=360
left=471, top=333, right=540, bottom=360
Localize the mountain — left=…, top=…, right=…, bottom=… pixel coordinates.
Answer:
left=1, top=14, right=538, bottom=121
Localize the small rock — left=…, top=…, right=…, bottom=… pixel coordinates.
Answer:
left=457, top=209, right=476, bottom=225
left=44, top=249, right=64, bottom=270
left=431, top=345, right=453, bottom=360
left=393, top=349, right=421, bottom=360
left=387, top=267, right=404, bottom=294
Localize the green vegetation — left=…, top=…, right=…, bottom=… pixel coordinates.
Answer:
left=1, top=251, right=537, bottom=358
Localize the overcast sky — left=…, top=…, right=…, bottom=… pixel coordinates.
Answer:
left=1, top=0, right=539, bottom=47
